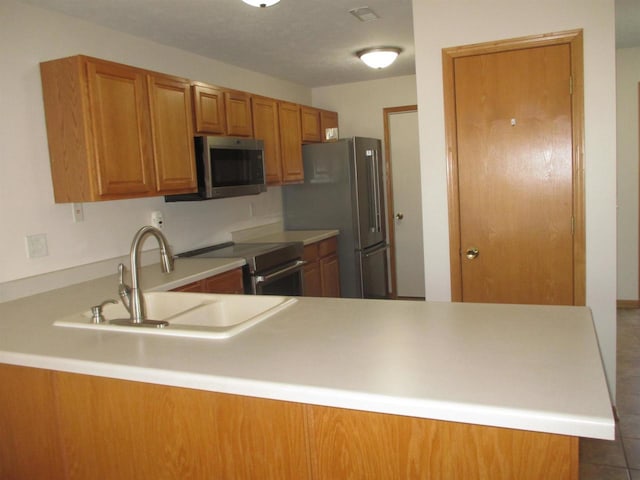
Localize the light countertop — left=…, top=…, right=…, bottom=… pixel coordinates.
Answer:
left=0, top=258, right=614, bottom=441
left=240, top=229, right=339, bottom=245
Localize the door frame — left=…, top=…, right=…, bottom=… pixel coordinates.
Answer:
left=383, top=104, right=418, bottom=299
left=442, top=29, right=585, bottom=305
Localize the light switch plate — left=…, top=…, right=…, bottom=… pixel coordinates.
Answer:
left=26, top=233, right=48, bottom=258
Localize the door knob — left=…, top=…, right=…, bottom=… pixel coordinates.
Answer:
left=395, top=213, right=404, bottom=220
left=465, top=248, right=479, bottom=260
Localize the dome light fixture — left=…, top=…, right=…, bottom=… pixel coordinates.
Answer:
left=357, top=47, right=402, bottom=69
left=242, top=0, right=280, bottom=7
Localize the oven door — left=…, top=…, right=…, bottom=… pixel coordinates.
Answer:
left=251, top=260, right=305, bottom=296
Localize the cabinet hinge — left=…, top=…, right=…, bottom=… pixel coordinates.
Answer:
left=569, top=76, right=573, bottom=95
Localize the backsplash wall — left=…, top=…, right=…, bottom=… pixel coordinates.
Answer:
left=0, top=0, right=309, bottom=285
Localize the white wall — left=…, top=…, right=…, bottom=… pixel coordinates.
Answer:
left=0, top=0, right=310, bottom=286
left=616, top=47, right=640, bottom=301
left=412, top=0, right=618, bottom=400
left=312, top=75, right=417, bottom=139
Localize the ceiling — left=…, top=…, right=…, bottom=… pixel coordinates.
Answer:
left=16, top=0, right=640, bottom=88
left=18, top=0, right=414, bottom=87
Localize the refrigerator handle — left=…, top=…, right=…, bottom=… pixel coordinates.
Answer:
left=366, top=149, right=377, bottom=233
left=373, top=149, right=382, bottom=233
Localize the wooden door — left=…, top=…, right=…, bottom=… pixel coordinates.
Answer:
left=86, top=59, right=155, bottom=197
left=148, top=73, right=197, bottom=194
left=252, top=95, right=283, bottom=185
left=444, top=31, right=585, bottom=306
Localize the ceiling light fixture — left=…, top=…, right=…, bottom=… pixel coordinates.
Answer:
left=357, top=47, right=402, bottom=69
left=242, top=0, right=280, bottom=7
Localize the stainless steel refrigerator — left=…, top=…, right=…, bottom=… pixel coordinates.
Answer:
left=282, top=137, right=389, bottom=299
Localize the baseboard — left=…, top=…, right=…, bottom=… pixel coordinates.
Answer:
left=617, top=299, right=640, bottom=309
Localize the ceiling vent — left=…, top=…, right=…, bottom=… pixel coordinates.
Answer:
left=349, top=7, right=380, bottom=22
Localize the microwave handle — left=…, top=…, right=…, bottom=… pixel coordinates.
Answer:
left=198, top=136, right=213, bottom=197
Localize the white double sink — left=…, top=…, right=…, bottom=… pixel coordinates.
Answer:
left=54, top=292, right=297, bottom=339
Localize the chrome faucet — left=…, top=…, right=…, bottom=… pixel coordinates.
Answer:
left=121, top=225, right=174, bottom=326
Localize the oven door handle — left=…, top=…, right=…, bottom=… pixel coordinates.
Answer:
left=254, top=260, right=307, bottom=285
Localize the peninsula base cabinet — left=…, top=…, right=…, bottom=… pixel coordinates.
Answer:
left=0, top=364, right=578, bottom=480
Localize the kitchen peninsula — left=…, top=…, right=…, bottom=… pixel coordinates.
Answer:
left=0, top=257, right=613, bottom=479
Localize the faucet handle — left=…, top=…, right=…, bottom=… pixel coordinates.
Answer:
left=118, top=263, right=127, bottom=285
left=117, top=263, right=132, bottom=312
left=90, top=299, right=117, bottom=324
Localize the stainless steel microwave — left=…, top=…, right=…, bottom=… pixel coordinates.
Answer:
left=165, top=136, right=266, bottom=201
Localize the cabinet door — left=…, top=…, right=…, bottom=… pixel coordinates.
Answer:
left=225, top=90, right=253, bottom=137
left=303, top=263, right=322, bottom=297
left=171, top=280, right=203, bottom=293
left=278, top=102, right=304, bottom=183
left=320, top=254, right=341, bottom=298
left=300, top=106, right=322, bottom=143
left=252, top=96, right=283, bottom=185
left=303, top=244, right=322, bottom=297
left=86, top=59, right=155, bottom=198
left=192, top=83, right=226, bottom=134
left=320, top=110, right=339, bottom=142
left=0, top=365, right=66, bottom=479
left=148, top=74, right=197, bottom=194
left=53, top=371, right=310, bottom=480
left=203, top=268, right=244, bottom=294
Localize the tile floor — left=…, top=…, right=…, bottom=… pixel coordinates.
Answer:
left=580, top=308, right=640, bottom=479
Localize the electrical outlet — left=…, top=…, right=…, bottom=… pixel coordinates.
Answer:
left=72, top=203, right=84, bottom=222
left=26, top=233, right=49, bottom=258
left=151, top=211, right=164, bottom=229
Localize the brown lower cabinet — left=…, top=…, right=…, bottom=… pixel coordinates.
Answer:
left=0, top=364, right=578, bottom=480
left=171, top=267, right=244, bottom=294
left=303, top=237, right=341, bottom=297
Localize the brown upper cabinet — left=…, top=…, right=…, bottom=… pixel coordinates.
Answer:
left=40, top=54, right=339, bottom=198
left=278, top=102, right=304, bottom=184
left=252, top=95, right=282, bottom=185
left=191, top=83, right=226, bottom=134
left=301, top=106, right=322, bottom=143
left=224, top=89, right=253, bottom=137
left=40, top=55, right=196, bottom=203
left=192, top=82, right=253, bottom=137
left=320, top=110, right=339, bottom=142
left=301, top=106, right=340, bottom=144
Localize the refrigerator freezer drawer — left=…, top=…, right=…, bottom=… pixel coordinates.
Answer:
left=358, top=244, right=389, bottom=299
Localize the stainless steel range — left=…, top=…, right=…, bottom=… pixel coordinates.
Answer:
left=178, top=242, right=305, bottom=295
